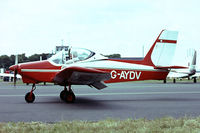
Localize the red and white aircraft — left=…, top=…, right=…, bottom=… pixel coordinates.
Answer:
left=9, top=30, right=184, bottom=103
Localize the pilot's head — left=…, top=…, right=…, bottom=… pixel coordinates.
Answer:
left=72, top=51, right=78, bottom=58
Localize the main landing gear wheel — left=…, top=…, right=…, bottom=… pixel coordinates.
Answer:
left=25, top=92, right=35, bottom=103
left=60, top=90, right=76, bottom=103
left=64, top=91, right=75, bottom=103
left=60, top=90, right=65, bottom=101
left=60, top=85, right=76, bottom=103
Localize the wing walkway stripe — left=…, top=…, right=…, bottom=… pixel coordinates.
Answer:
left=21, top=69, right=60, bottom=72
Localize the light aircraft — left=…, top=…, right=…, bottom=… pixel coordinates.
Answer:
left=0, top=72, right=21, bottom=81
left=9, top=30, right=185, bottom=103
left=167, top=50, right=197, bottom=83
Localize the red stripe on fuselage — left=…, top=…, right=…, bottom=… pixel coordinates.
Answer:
left=18, top=60, right=61, bottom=83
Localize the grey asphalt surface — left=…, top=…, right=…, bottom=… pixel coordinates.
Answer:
left=0, top=81, right=200, bottom=122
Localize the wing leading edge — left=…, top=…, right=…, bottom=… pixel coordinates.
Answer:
left=53, top=66, right=111, bottom=89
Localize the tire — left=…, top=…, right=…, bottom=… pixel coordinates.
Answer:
left=64, top=92, right=75, bottom=103
left=25, top=92, right=35, bottom=103
left=60, top=90, right=66, bottom=101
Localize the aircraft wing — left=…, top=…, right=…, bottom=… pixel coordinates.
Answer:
left=53, top=66, right=111, bottom=89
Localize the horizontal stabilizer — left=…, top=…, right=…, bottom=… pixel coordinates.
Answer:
left=155, top=66, right=188, bottom=70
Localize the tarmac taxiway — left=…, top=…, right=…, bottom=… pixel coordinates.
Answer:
left=0, top=81, right=200, bottom=122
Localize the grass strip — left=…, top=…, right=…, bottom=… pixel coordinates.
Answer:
left=0, top=117, right=200, bottom=133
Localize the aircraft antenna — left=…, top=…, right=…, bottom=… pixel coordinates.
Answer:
left=61, top=39, right=64, bottom=46
left=15, top=55, right=18, bottom=65
left=142, top=45, right=144, bottom=57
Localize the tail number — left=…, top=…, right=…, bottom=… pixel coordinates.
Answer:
left=111, top=70, right=141, bottom=80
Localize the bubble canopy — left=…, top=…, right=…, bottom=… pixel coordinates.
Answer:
left=48, top=47, right=95, bottom=65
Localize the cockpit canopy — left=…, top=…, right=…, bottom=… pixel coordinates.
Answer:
left=49, top=47, right=95, bottom=65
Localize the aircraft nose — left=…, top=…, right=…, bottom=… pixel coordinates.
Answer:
left=9, top=65, right=18, bottom=71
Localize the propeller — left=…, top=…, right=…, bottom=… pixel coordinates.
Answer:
left=14, top=67, right=18, bottom=86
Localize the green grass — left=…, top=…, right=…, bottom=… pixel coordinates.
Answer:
left=1, top=117, right=200, bottom=133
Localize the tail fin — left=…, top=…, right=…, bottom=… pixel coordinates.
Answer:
left=143, top=30, right=178, bottom=67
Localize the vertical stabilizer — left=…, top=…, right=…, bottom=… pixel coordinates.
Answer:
left=143, top=30, right=178, bottom=67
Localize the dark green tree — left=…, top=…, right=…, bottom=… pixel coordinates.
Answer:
left=28, top=54, right=40, bottom=61
left=0, top=55, right=11, bottom=69
left=105, top=54, right=121, bottom=58
left=19, top=53, right=28, bottom=63
left=28, top=53, right=49, bottom=61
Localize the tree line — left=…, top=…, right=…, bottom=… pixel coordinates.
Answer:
left=0, top=53, right=50, bottom=70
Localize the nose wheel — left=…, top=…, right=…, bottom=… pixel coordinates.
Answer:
left=25, top=84, right=36, bottom=103
left=25, top=92, right=35, bottom=103
left=60, top=85, right=76, bottom=103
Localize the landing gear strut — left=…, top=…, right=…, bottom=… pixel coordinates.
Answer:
left=60, top=85, right=75, bottom=103
left=173, top=78, right=176, bottom=83
left=193, top=77, right=197, bottom=83
left=25, top=84, right=36, bottom=103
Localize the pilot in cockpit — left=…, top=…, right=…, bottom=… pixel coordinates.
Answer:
left=66, top=48, right=80, bottom=64
left=49, top=47, right=95, bottom=65
left=71, top=51, right=79, bottom=62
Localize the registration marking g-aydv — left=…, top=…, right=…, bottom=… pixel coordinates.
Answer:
left=111, top=70, right=141, bottom=80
